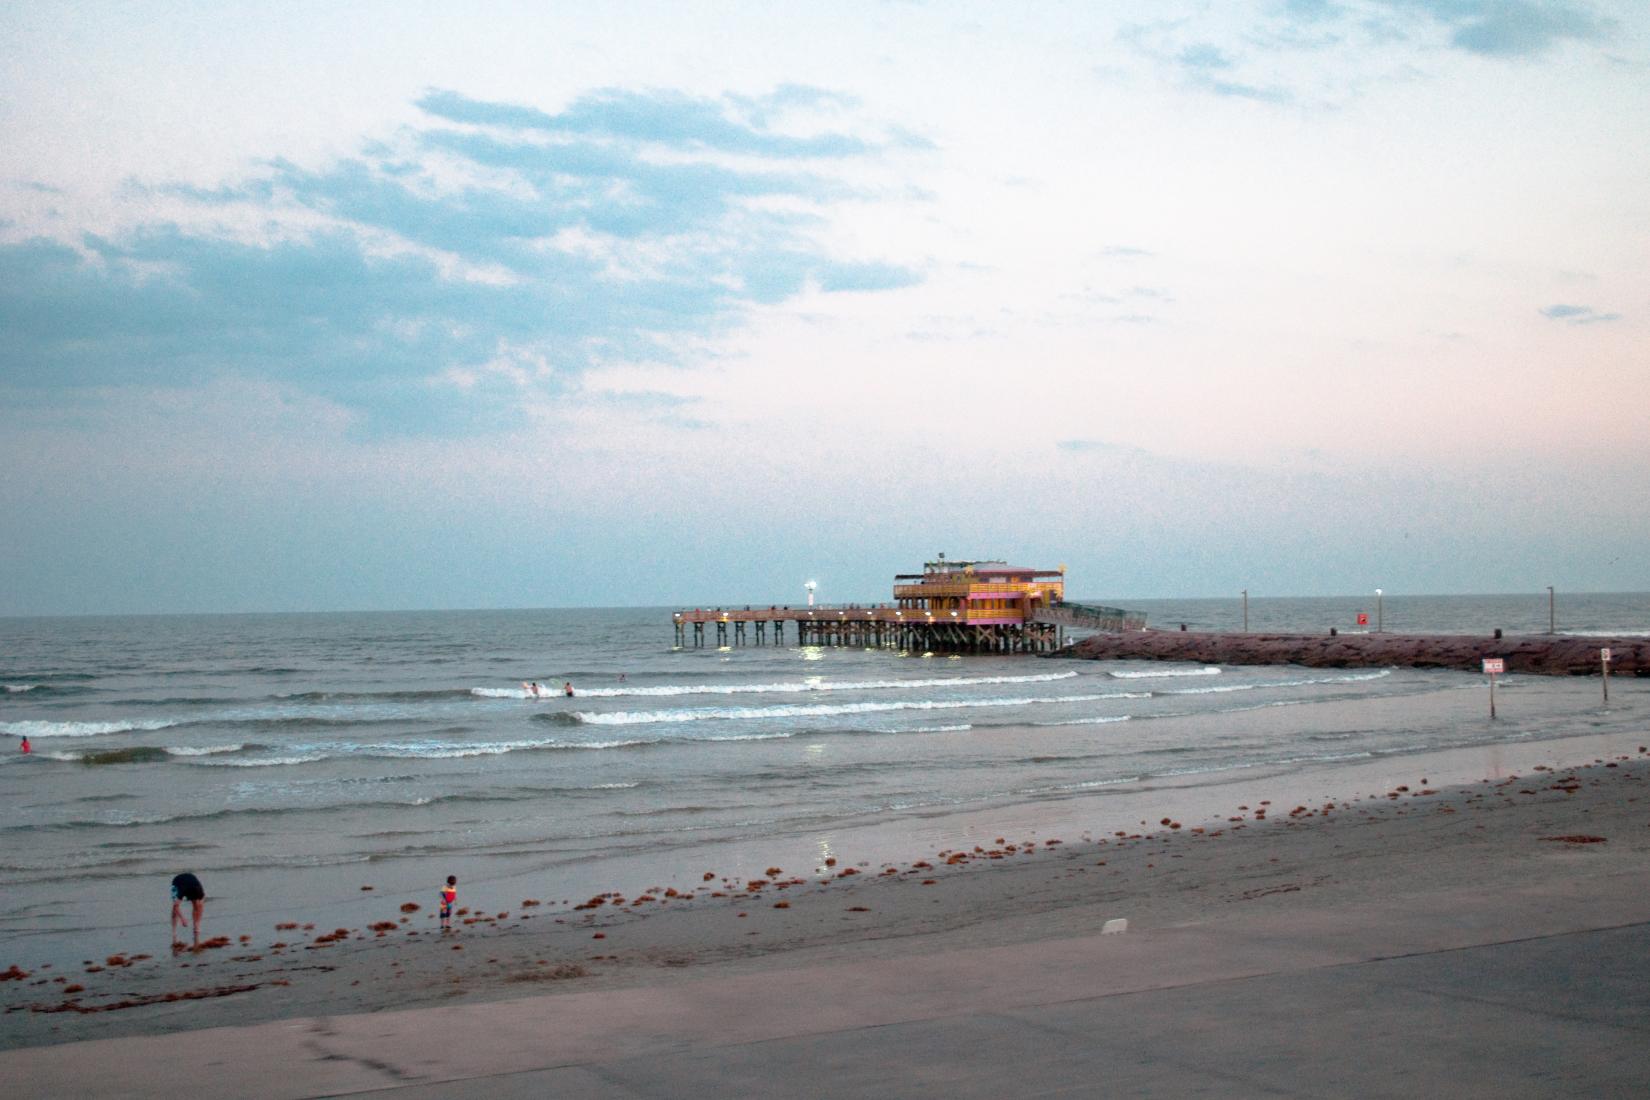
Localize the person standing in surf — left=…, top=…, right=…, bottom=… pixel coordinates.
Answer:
left=170, top=872, right=205, bottom=946
left=18, top=736, right=29, bottom=754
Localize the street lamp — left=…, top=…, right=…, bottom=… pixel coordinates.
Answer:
left=1547, top=586, right=1555, bottom=634
left=1242, top=589, right=1248, bottom=633
left=1375, top=589, right=1383, bottom=633
left=805, top=580, right=817, bottom=607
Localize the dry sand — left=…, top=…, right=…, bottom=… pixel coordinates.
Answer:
left=5, top=727, right=1649, bottom=1056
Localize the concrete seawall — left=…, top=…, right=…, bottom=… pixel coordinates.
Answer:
left=1061, top=631, right=1647, bottom=676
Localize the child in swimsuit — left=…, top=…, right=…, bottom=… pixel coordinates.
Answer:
left=440, top=875, right=457, bottom=931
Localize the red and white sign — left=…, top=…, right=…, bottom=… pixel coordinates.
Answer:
left=1356, top=612, right=1369, bottom=626
left=1482, top=658, right=1505, bottom=675
left=1601, top=648, right=1612, bottom=662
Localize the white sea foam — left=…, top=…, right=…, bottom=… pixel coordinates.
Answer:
left=165, top=744, right=246, bottom=757
left=3, top=684, right=42, bottom=693
left=359, top=738, right=565, bottom=759
left=191, top=754, right=328, bottom=767
left=1156, top=669, right=1393, bottom=696
left=873, top=723, right=974, bottom=734
left=1109, top=667, right=1221, bottom=679
left=574, top=691, right=1149, bottom=726
left=0, top=718, right=180, bottom=738
left=474, top=670, right=1082, bottom=700
left=699, top=732, right=798, bottom=743
left=1033, top=715, right=1133, bottom=727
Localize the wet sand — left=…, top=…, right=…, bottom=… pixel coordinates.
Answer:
left=5, top=724, right=1649, bottom=1056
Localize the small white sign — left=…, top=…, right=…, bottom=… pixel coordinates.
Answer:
left=1601, top=648, right=1612, bottom=662
left=1482, top=658, right=1505, bottom=675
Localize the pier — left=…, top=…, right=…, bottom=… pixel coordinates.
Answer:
left=673, top=557, right=1147, bottom=654
left=672, top=605, right=1068, bottom=654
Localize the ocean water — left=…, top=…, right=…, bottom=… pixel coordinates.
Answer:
left=1, top=594, right=1646, bottom=965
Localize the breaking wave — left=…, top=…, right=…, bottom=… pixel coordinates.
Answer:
left=1109, top=666, right=1221, bottom=679
left=0, top=718, right=182, bottom=738
left=570, top=691, right=1149, bottom=726
left=474, top=670, right=1081, bottom=700
left=1156, top=670, right=1393, bottom=696
left=166, top=743, right=252, bottom=757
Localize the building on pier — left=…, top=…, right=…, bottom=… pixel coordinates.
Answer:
left=672, top=556, right=1142, bottom=653
left=893, top=556, right=1065, bottom=622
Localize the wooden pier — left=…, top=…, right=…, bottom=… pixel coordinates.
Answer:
left=672, top=605, right=1066, bottom=654
left=672, top=557, right=1146, bottom=654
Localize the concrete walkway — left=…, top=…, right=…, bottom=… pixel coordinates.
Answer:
left=7, top=875, right=1650, bottom=1098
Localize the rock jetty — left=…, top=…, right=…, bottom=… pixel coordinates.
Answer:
left=1062, top=631, right=1646, bottom=676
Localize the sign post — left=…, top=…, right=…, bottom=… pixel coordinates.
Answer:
left=1482, top=657, right=1504, bottom=719
left=1602, top=648, right=1612, bottom=703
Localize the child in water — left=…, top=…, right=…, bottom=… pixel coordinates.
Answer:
left=440, top=875, right=457, bottom=931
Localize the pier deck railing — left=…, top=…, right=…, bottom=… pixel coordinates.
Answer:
left=1033, top=601, right=1149, bottom=633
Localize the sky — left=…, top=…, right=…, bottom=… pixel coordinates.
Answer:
left=1, top=0, right=1646, bottom=615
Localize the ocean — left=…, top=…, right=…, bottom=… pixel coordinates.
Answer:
left=2, top=593, right=1646, bottom=968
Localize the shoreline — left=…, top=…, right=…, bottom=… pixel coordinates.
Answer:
left=1063, top=630, right=1647, bottom=675
left=5, top=720, right=1649, bottom=1052
left=0, top=668, right=1633, bottom=979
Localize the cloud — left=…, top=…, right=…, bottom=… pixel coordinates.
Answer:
left=1540, top=303, right=1622, bottom=324
left=1120, top=25, right=1298, bottom=104
left=815, top=261, right=925, bottom=293
left=1179, top=43, right=1238, bottom=71
left=1121, top=2, right=1622, bottom=108
left=0, top=88, right=924, bottom=435
left=1383, top=0, right=1618, bottom=58
left=416, top=87, right=876, bottom=158
left=1311, top=1, right=1621, bottom=59
left=1056, top=438, right=1150, bottom=455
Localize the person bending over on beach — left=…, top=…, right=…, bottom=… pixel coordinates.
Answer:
left=170, top=872, right=205, bottom=946
left=440, top=875, right=457, bottom=931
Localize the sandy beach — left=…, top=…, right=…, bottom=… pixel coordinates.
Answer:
left=6, top=720, right=1649, bottom=1076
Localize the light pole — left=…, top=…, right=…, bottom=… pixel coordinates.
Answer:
left=1547, top=586, right=1555, bottom=634
left=1375, top=589, right=1383, bottom=633
left=805, top=580, right=817, bottom=607
left=1242, top=589, right=1248, bottom=633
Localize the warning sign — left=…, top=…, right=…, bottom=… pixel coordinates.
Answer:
left=1356, top=612, right=1368, bottom=626
left=1482, top=658, right=1505, bottom=675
